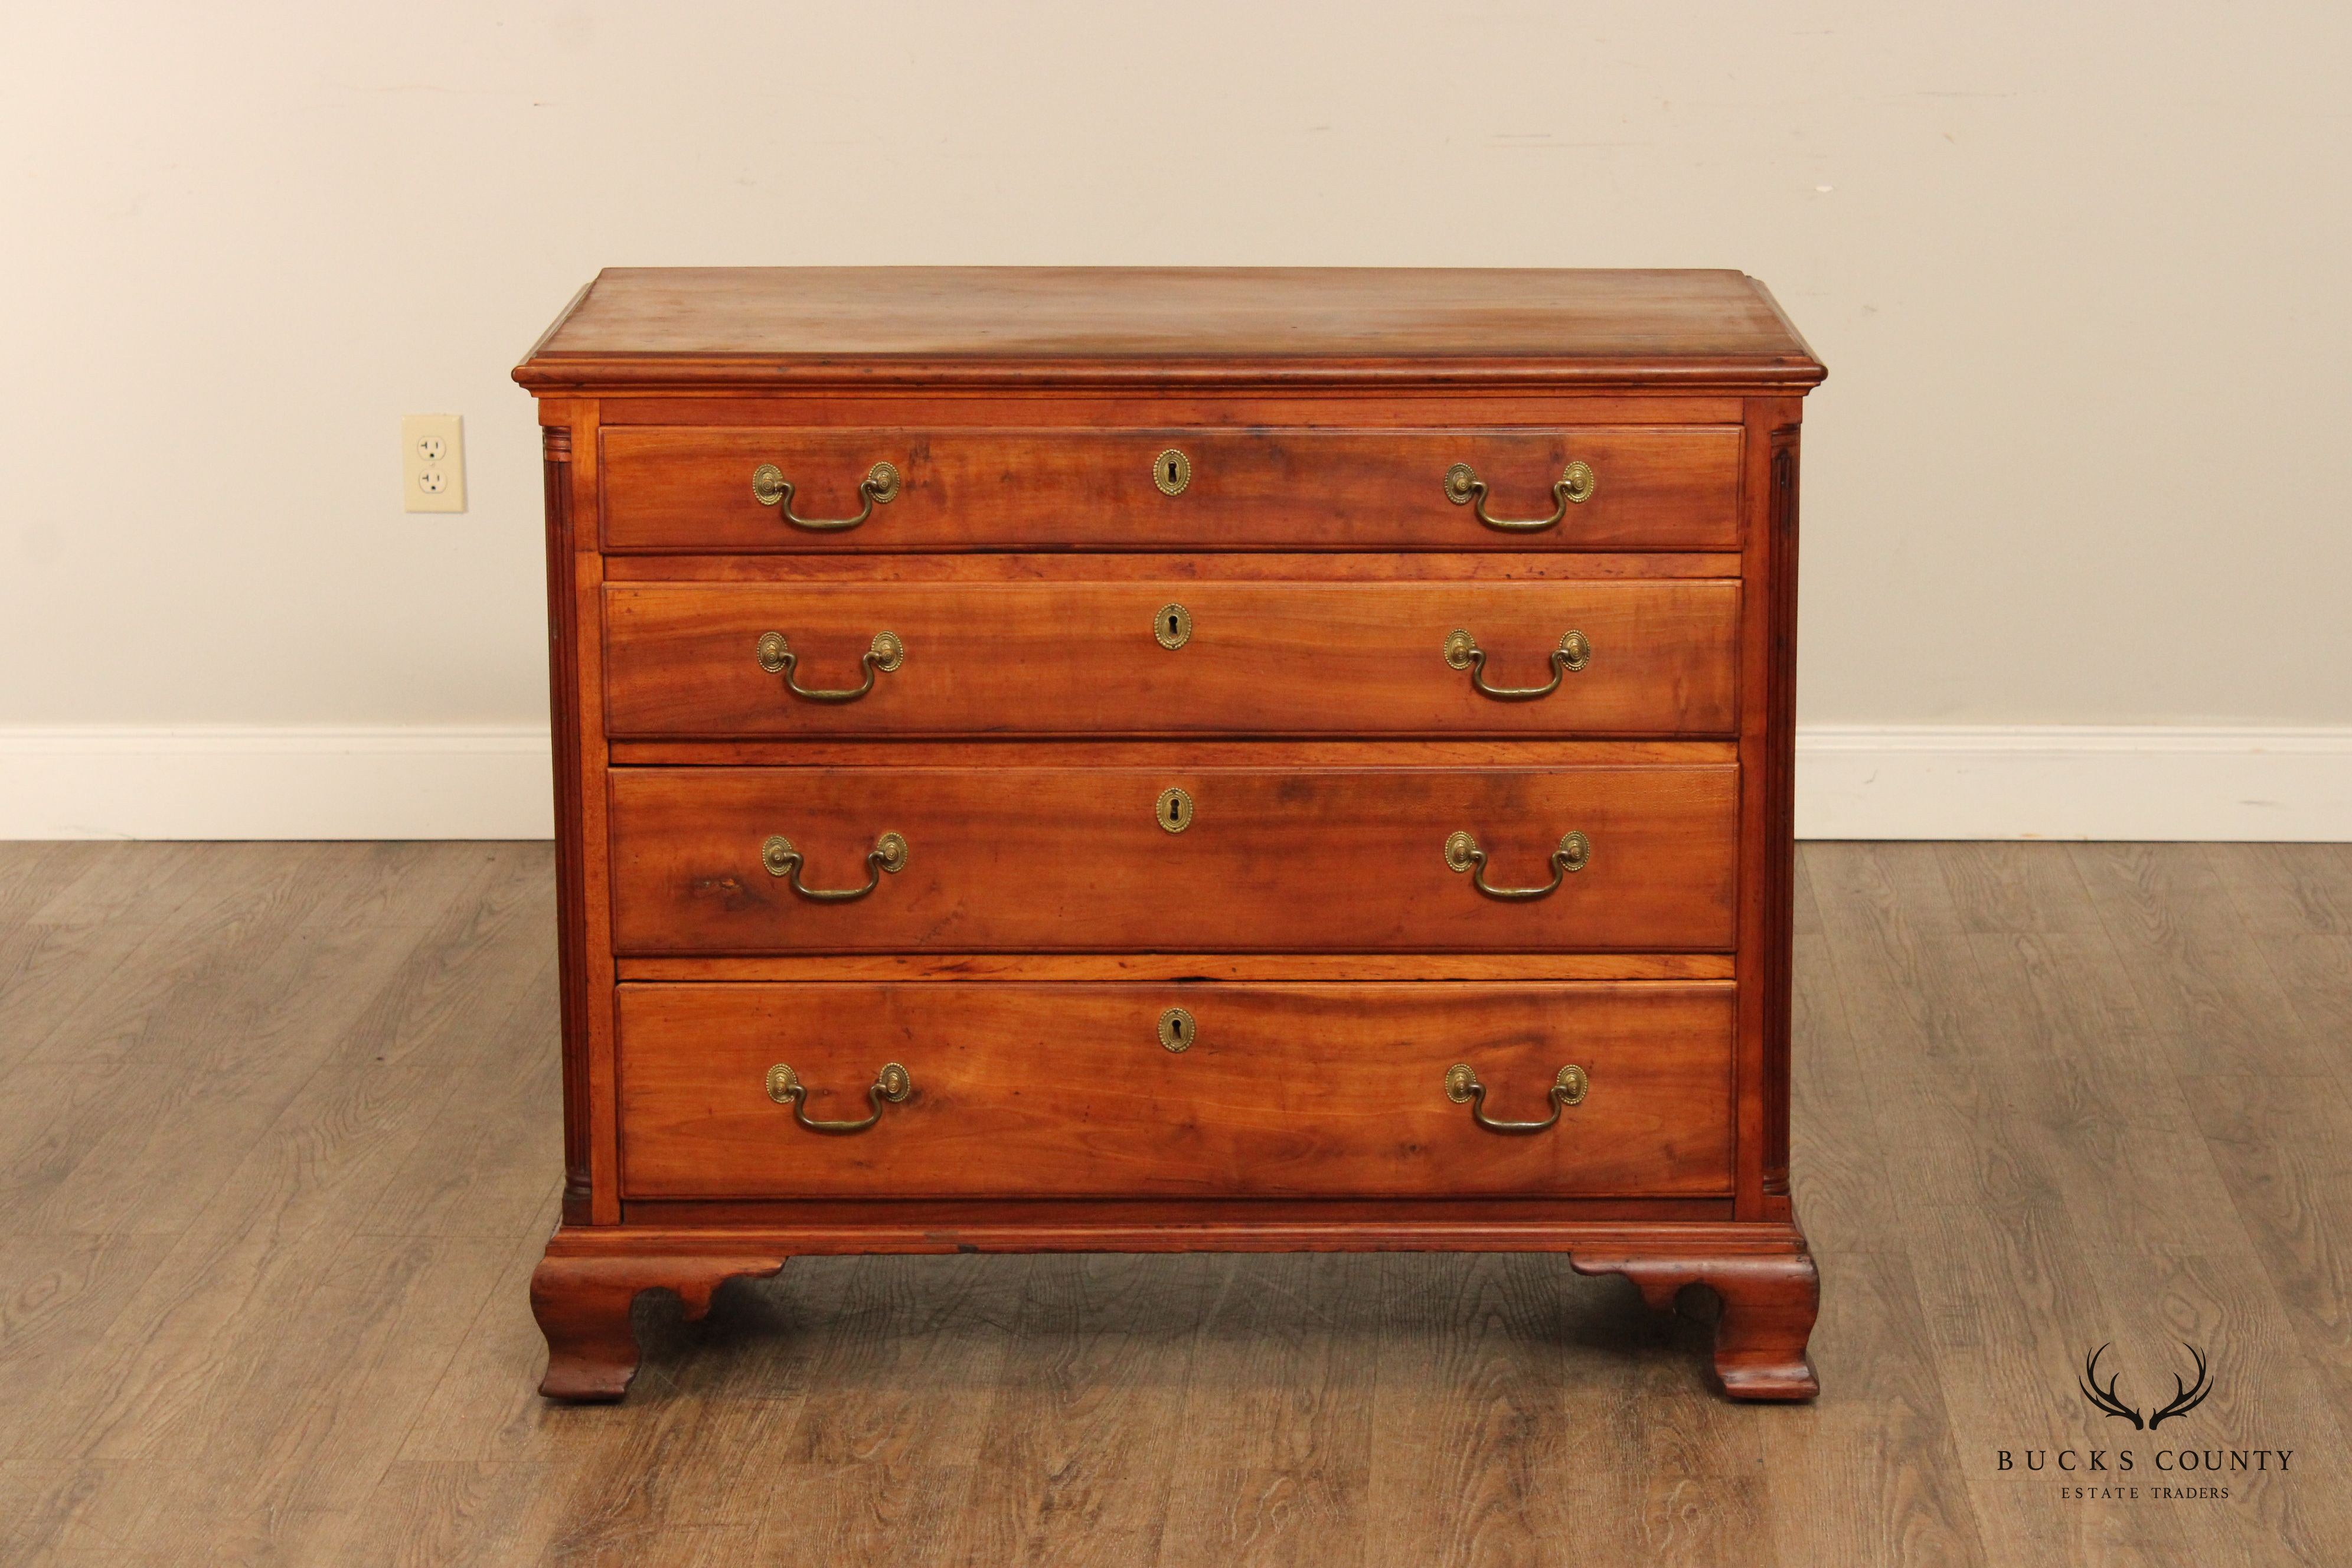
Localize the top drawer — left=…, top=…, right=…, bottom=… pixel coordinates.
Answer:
left=599, top=426, right=1744, bottom=553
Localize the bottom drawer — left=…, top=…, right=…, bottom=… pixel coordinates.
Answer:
left=617, top=981, right=1735, bottom=1200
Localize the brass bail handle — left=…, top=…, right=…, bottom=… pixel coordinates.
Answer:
left=751, top=460, right=901, bottom=531
left=766, top=1061, right=912, bottom=1135
left=757, top=630, right=904, bottom=703
left=761, top=831, right=909, bottom=901
left=1443, top=459, right=1595, bottom=532
left=1445, top=829, right=1590, bottom=901
left=1445, top=1063, right=1589, bottom=1134
left=1443, top=628, right=1590, bottom=701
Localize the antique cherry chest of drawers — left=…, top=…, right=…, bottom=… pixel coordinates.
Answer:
left=514, top=267, right=1825, bottom=1402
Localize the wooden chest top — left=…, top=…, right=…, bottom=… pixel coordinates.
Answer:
left=515, top=267, right=1824, bottom=389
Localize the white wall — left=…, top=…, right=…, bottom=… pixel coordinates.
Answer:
left=4, top=2, right=2349, bottom=837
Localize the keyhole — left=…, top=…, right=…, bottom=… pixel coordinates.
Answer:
left=1158, top=1007, right=1195, bottom=1052
left=1152, top=602, right=1191, bottom=650
left=1156, top=786, right=1193, bottom=833
left=1152, top=448, right=1190, bottom=496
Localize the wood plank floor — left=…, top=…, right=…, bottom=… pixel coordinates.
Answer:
left=2, top=841, right=2349, bottom=1566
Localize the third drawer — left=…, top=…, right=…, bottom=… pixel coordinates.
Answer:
left=603, top=579, right=1741, bottom=738
left=607, top=762, right=1739, bottom=953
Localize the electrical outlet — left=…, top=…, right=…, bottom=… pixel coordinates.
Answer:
left=401, top=414, right=466, bottom=512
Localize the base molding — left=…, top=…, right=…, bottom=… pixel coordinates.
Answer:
left=0, top=725, right=553, bottom=839
left=1798, top=723, right=2352, bottom=841
left=529, top=1216, right=1819, bottom=1404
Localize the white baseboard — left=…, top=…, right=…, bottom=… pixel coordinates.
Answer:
left=1797, top=725, right=2352, bottom=841
left=1, top=724, right=2347, bottom=841
left=0, top=727, right=554, bottom=839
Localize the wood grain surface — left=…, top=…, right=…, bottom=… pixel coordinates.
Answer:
left=516, top=267, right=1825, bottom=390
left=602, top=577, right=1741, bottom=739
left=5, top=842, right=2350, bottom=1563
left=597, top=424, right=1742, bottom=552
left=613, top=981, right=1736, bottom=1200
left=605, top=762, right=1740, bottom=954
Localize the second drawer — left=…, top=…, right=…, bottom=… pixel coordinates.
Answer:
left=608, top=762, right=1739, bottom=953
left=603, top=579, right=1741, bottom=739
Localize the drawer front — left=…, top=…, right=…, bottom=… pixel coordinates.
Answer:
left=599, top=426, right=1742, bottom=552
left=604, top=579, right=1740, bottom=739
left=617, top=981, right=1736, bottom=1198
left=607, top=764, right=1738, bottom=954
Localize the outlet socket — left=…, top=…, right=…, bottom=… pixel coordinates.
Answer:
left=401, top=414, right=466, bottom=512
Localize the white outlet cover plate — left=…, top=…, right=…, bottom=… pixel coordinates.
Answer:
left=401, top=413, right=466, bottom=513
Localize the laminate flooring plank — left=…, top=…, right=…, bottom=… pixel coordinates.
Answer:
left=1605, top=1297, right=1772, bottom=1568
left=1365, top=1252, right=1645, bottom=1568
left=1933, top=842, right=2105, bottom=936
left=953, top=1254, right=1217, bottom=1567
left=24, top=843, right=510, bottom=1072
left=1788, top=930, right=1906, bottom=1249
left=1760, top=1246, right=1987, bottom=1568
left=1804, top=842, right=1978, bottom=1079
left=1817, top=847, right=2131, bottom=1564
left=394, top=1208, right=620, bottom=1469
left=0, top=847, right=504, bottom=1239
left=533, top=1266, right=859, bottom=1557
left=6, top=847, right=540, bottom=1462
left=0, top=1234, right=175, bottom=1430
left=0, top=842, right=326, bottom=1081
left=1154, top=1253, right=1379, bottom=1568
left=574, top=1523, right=758, bottom=1568
left=1956, top=932, right=2247, bottom=1255
left=2260, top=938, right=2352, bottom=1072
left=2069, top=843, right=2333, bottom=1078
left=2184, top=1070, right=2352, bottom=1433
left=1, top=844, right=442, bottom=1087
left=750, top=1255, right=1027, bottom=1566
left=2067, top=1246, right=2352, bottom=1568
left=0, top=1458, right=163, bottom=1564
left=1792, top=842, right=1824, bottom=939
left=416, top=1308, right=773, bottom=1566
left=2205, top=842, right=2352, bottom=937
left=332, top=1460, right=556, bottom=1568
left=1893, top=1200, right=2136, bottom=1568
left=0, top=843, right=104, bottom=929
left=520, top=1263, right=915, bottom=1562
left=355, top=953, right=562, bottom=1242
left=21, top=841, right=269, bottom=930
left=1808, top=845, right=2043, bottom=1216
left=126, top=1232, right=515, bottom=1538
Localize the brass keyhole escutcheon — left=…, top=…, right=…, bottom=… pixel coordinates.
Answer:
left=1155, top=602, right=1193, bottom=650
left=1157, top=787, right=1194, bottom=833
left=1154, top=448, right=1191, bottom=496
left=1158, top=1007, right=1195, bottom=1053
